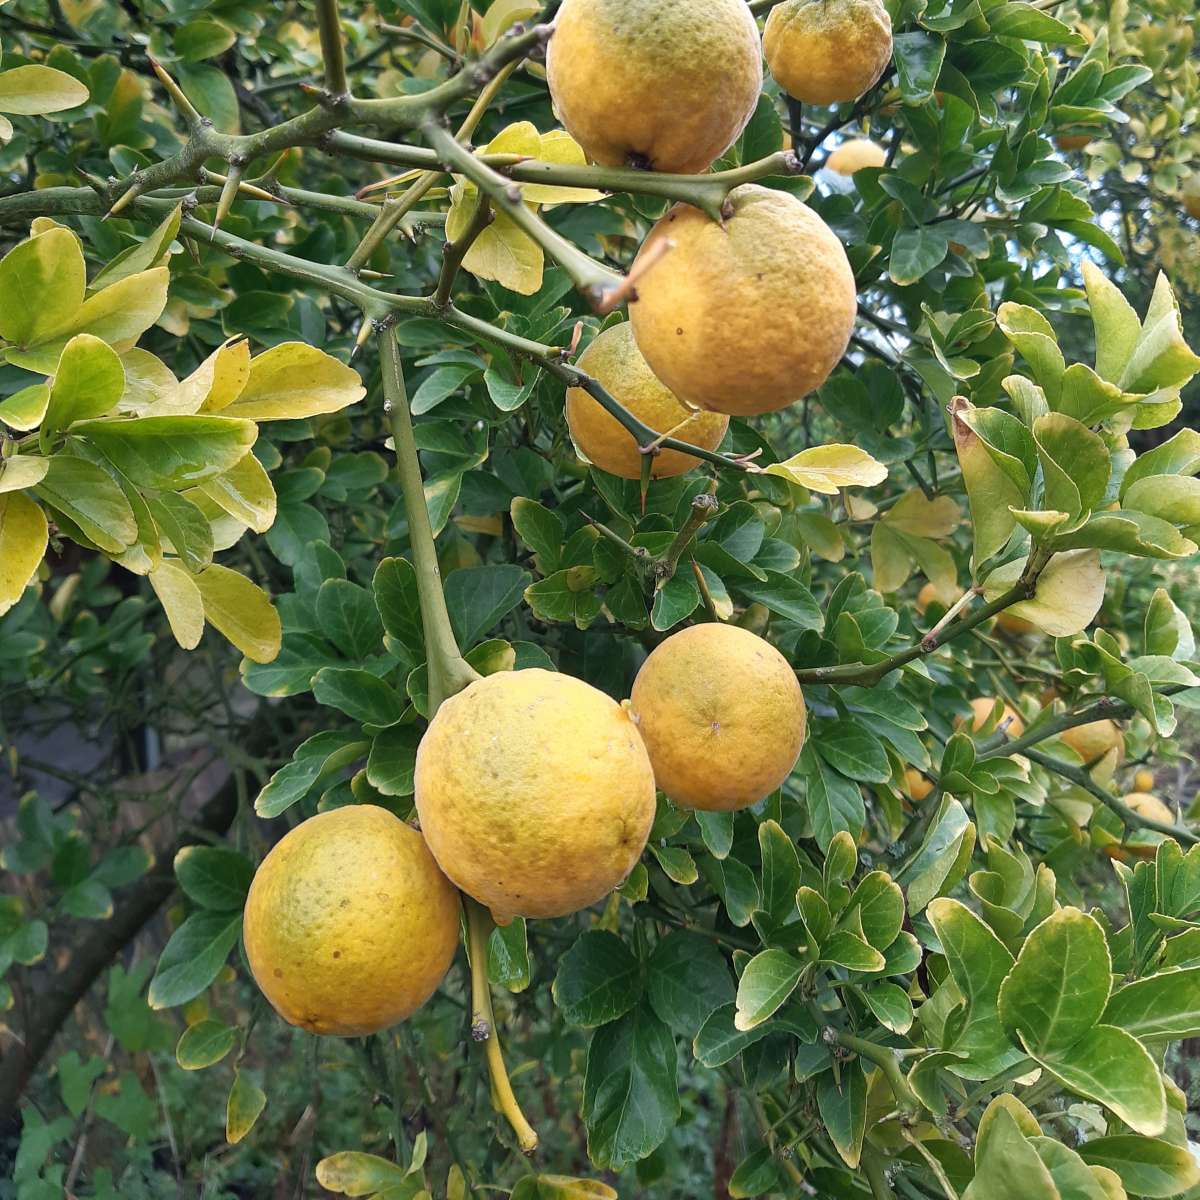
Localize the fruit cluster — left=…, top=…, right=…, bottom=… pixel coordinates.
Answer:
left=242, top=0, right=893, bottom=1037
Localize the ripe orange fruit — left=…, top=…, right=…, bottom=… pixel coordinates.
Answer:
left=959, top=697, right=1025, bottom=738
left=243, top=805, right=460, bottom=1036
left=566, top=323, right=728, bottom=479
left=546, top=0, right=762, bottom=174
left=629, top=185, right=856, bottom=416
left=1123, top=792, right=1174, bottom=825
left=995, top=610, right=1038, bottom=636
left=915, top=581, right=938, bottom=616
left=764, top=0, right=893, bottom=106
left=825, top=138, right=888, bottom=176
left=414, top=669, right=656, bottom=921
left=629, top=623, right=807, bottom=811
left=1133, top=768, right=1155, bottom=792
left=904, top=767, right=934, bottom=802
left=1060, top=719, right=1124, bottom=765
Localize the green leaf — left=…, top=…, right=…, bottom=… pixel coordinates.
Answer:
left=1118, top=273, right=1200, bottom=394
left=860, top=982, right=914, bottom=1034
left=0, top=383, right=51, bottom=432
left=1144, top=588, right=1194, bottom=659
left=445, top=564, right=531, bottom=647
left=815, top=1064, right=867, bottom=1169
left=651, top=573, right=700, bottom=631
left=998, top=304, right=1066, bottom=398
left=374, top=556, right=422, bottom=647
left=176, top=1019, right=237, bottom=1071
left=312, top=667, right=404, bottom=727
left=0, top=228, right=84, bottom=349
left=727, top=1147, right=782, bottom=1199
left=582, top=1004, right=679, bottom=1171
left=254, top=731, right=365, bottom=818
left=846, top=871, right=904, bottom=951
left=41, top=334, right=124, bottom=447
left=554, top=932, right=642, bottom=1028
left=890, top=226, right=950, bottom=285
left=72, top=415, right=256, bottom=491
left=511, top=497, right=564, bottom=573
left=732, top=570, right=821, bottom=629
left=998, top=907, right=1111, bottom=1054
left=893, top=30, right=946, bottom=103
left=1083, top=260, right=1143, bottom=385
left=1120, top=429, right=1200, bottom=500
left=147, top=493, right=213, bottom=572
left=897, top=795, right=975, bottom=913
left=226, top=1068, right=266, bottom=1144
left=0, top=491, right=47, bottom=617
left=1032, top=1024, right=1166, bottom=1136
left=90, top=203, right=182, bottom=293
left=366, top=724, right=420, bottom=797
left=645, top=931, right=734, bottom=1038
left=762, top=444, right=887, bottom=494
left=1032, top=412, right=1110, bottom=519
left=173, top=845, right=253, bottom=911
left=950, top=397, right=1023, bottom=564
left=316, top=579, right=384, bottom=660
left=489, top=918, right=530, bottom=993
left=757, top=819, right=801, bottom=925
left=692, top=1004, right=770, bottom=1067
left=927, top=898, right=1021, bottom=1078
left=1078, top=1136, right=1200, bottom=1198
left=734, top=949, right=803, bottom=1031
left=57, top=1051, right=105, bottom=1117
left=964, top=1106, right=1059, bottom=1200
left=0, top=63, right=87, bottom=114
left=148, top=911, right=242, bottom=1009
left=194, top=564, right=280, bottom=664
left=814, top=719, right=890, bottom=783
left=34, top=454, right=136, bottom=554
left=800, top=743, right=866, bottom=851
left=197, top=452, right=276, bottom=533
left=1102, top=967, right=1200, bottom=1040
left=820, top=931, right=885, bottom=972
left=175, top=18, right=237, bottom=61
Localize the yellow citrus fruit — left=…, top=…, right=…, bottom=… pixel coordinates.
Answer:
left=915, top=581, right=938, bottom=616
left=994, top=610, right=1038, bottom=636
left=826, top=138, right=888, bottom=176
left=546, top=0, right=762, bottom=174
left=764, top=0, right=893, bottom=106
left=1134, top=768, right=1155, bottom=792
left=904, top=767, right=934, bottom=802
left=1123, top=792, right=1174, bottom=825
left=959, top=697, right=1025, bottom=738
left=243, top=805, right=460, bottom=1037
left=566, top=323, right=729, bottom=480
left=629, top=624, right=807, bottom=812
left=1060, top=719, right=1124, bottom=765
left=415, top=669, right=656, bottom=920
left=629, top=185, right=857, bottom=416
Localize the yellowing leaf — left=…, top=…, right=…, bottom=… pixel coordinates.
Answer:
left=0, top=490, right=47, bottom=615
left=225, top=1068, right=266, bottom=1145
left=195, top=339, right=252, bottom=412
left=194, top=563, right=281, bottom=663
left=522, top=130, right=608, bottom=206
left=120, top=348, right=180, bottom=414
left=0, top=383, right=50, bottom=431
left=483, top=119, right=541, bottom=159
left=41, top=334, right=125, bottom=446
left=882, top=489, right=962, bottom=538
left=197, top=452, right=277, bottom=533
left=0, top=455, right=48, bottom=494
left=481, top=0, right=539, bottom=45
left=763, top=444, right=887, bottom=495
left=316, top=1151, right=411, bottom=1195
left=221, top=342, right=364, bottom=421
left=982, top=548, right=1105, bottom=636
left=451, top=187, right=543, bottom=295
left=0, top=64, right=88, bottom=115
left=149, top=561, right=204, bottom=650
left=89, top=202, right=181, bottom=293
left=0, top=227, right=85, bottom=349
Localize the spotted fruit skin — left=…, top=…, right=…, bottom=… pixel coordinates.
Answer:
left=243, top=805, right=460, bottom=1037
left=630, top=185, right=857, bottom=416
left=630, top=624, right=807, bottom=812
left=546, top=0, right=762, bottom=175
left=414, top=669, right=656, bottom=920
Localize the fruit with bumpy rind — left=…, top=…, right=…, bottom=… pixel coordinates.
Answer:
left=826, top=138, right=887, bottom=176
left=414, top=669, right=656, bottom=921
left=243, top=805, right=460, bottom=1037
left=566, top=323, right=728, bottom=480
left=1060, top=719, right=1125, bottom=765
left=629, top=185, right=857, bottom=416
left=629, top=624, right=807, bottom=812
left=764, top=0, right=893, bottom=106
left=546, top=0, right=762, bottom=175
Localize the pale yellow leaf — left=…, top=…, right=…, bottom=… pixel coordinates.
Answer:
left=482, top=120, right=541, bottom=159
left=982, top=548, right=1105, bottom=636
left=119, top=348, right=180, bottom=414
left=221, top=342, right=365, bottom=421
left=461, top=205, right=543, bottom=295
left=0, top=383, right=50, bottom=431
left=522, top=129, right=607, bottom=206
left=882, top=489, right=962, bottom=538
left=197, top=452, right=276, bottom=533
left=763, top=444, right=888, bottom=495
left=148, top=561, right=204, bottom=650
left=0, top=455, right=48, bottom=494
left=194, top=563, right=281, bottom=663
left=0, top=490, right=47, bottom=615
left=177, top=337, right=252, bottom=413
left=225, top=1068, right=266, bottom=1145
left=481, top=0, right=539, bottom=45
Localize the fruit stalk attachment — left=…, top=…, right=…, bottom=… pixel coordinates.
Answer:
left=466, top=898, right=540, bottom=1154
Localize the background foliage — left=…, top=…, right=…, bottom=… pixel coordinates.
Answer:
left=1, top=0, right=1200, bottom=1198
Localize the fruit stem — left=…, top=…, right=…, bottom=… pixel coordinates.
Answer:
left=378, top=325, right=480, bottom=711
left=465, top=898, right=540, bottom=1154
